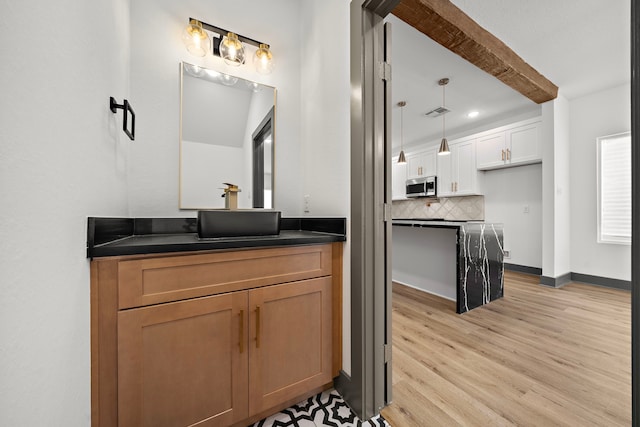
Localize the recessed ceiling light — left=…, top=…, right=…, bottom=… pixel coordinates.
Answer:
left=467, top=111, right=479, bottom=118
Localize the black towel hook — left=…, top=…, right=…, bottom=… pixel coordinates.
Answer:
left=110, top=97, right=135, bottom=141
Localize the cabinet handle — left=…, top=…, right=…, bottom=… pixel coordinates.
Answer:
left=501, top=149, right=505, bottom=161
left=255, top=306, right=261, bottom=348
left=455, top=182, right=458, bottom=192
left=451, top=182, right=454, bottom=192
left=239, top=310, right=244, bottom=354
left=418, top=166, right=422, bottom=175
left=507, top=148, right=511, bottom=161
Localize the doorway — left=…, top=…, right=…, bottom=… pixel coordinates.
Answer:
left=252, top=107, right=274, bottom=209
left=347, top=0, right=640, bottom=424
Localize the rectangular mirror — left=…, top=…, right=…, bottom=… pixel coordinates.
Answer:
left=180, top=62, right=276, bottom=209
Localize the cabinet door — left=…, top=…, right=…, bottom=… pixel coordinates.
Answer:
left=507, top=122, right=541, bottom=165
left=437, top=149, right=454, bottom=197
left=453, top=140, right=477, bottom=195
left=406, top=153, right=424, bottom=178
left=407, top=149, right=437, bottom=179
left=392, top=159, right=407, bottom=200
left=118, top=292, right=248, bottom=427
left=476, top=132, right=506, bottom=170
left=248, top=277, right=332, bottom=416
left=423, top=148, right=437, bottom=177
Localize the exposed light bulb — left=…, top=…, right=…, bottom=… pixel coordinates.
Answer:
left=182, top=20, right=210, bottom=57
left=220, top=32, right=245, bottom=66
left=254, top=44, right=274, bottom=74
left=467, top=111, right=479, bottom=118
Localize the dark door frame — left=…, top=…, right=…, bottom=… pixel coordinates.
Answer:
left=631, top=2, right=639, bottom=425
left=336, top=0, right=399, bottom=420
left=251, top=107, right=274, bottom=209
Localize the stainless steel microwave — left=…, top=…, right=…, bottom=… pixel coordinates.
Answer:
left=406, top=176, right=437, bottom=198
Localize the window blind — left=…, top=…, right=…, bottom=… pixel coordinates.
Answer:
left=598, top=132, right=631, bottom=244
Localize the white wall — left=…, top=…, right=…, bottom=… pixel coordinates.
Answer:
left=483, top=164, right=542, bottom=268
left=570, top=83, right=631, bottom=281
left=129, top=0, right=302, bottom=216
left=181, top=141, right=246, bottom=208
left=553, top=94, right=572, bottom=277
left=0, top=0, right=131, bottom=424
left=299, top=0, right=352, bottom=375
left=541, top=95, right=571, bottom=280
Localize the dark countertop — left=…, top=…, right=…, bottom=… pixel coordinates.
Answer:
left=87, top=216, right=346, bottom=258
left=392, top=218, right=491, bottom=229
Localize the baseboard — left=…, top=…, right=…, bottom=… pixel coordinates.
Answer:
left=391, top=279, right=456, bottom=302
left=539, top=272, right=630, bottom=291
left=504, top=263, right=542, bottom=275
left=540, top=273, right=572, bottom=288
left=570, top=272, right=631, bottom=291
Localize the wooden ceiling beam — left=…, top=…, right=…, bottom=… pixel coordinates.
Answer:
left=392, top=0, right=558, bottom=104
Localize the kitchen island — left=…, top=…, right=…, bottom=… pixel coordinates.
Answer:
left=392, top=219, right=504, bottom=313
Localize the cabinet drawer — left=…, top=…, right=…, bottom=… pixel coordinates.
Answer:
left=118, top=244, right=332, bottom=309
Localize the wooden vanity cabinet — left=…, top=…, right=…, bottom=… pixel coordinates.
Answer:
left=91, top=243, right=341, bottom=427
left=117, top=291, right=249, bottom=427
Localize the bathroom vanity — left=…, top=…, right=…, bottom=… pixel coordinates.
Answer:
left=88, top=217, right=345, bottom=427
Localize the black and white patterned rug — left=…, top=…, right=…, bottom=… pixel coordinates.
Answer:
left=252, top=389, right=391, bottom=427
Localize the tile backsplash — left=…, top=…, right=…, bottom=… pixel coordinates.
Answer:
left=392, top=195, right=484, bottom=221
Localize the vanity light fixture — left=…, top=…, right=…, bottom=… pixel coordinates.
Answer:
left=254, top=43, right=274, bottom=74
left=397, top=101, right=407, bottom=164
left=437, top=78, right=451, bottom=156
left=219, top=32, right=245, bottom=66
left=183, top=18, right=274, bottom=74
left=182, top=20, right=211, bottom=57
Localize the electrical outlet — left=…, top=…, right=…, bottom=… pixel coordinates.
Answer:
left=304, top=194, right=310, bottom=214
left=523, top=205, right=530, bottom=214
left=504, top=250, right=510, bottom=259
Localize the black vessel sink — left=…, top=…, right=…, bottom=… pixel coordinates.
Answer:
left=197, top=210, right=281, bottom=239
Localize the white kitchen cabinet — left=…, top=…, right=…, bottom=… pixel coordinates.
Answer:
left=392, top=156, right=408, bottom=200
left=476, top=132, right=506, bottom=170
left=476, top=119, right=541, bottom=170
left=507, top=122, right=541, bottom=165
left=406, top=147, right=437, bottom=179
left=437, top=139, right=481, bottom=197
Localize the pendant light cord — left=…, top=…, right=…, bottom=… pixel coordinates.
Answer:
left=442, top=82, right=446, bottom=139
left=401, top=103, right=404, bottom=151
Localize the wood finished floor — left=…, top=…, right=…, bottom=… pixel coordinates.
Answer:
left=380, top=271, right=631, bottom=426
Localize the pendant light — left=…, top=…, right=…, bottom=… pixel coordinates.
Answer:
left=438, top=78, right=451, bottom=156
left=397, top=101, right=407, bottom=164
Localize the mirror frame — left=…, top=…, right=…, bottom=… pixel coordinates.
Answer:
left=179, top=62, right=277, bottom=210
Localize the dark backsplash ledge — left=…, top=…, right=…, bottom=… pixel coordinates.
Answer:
left=87, top=216, right=346, bottom=258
